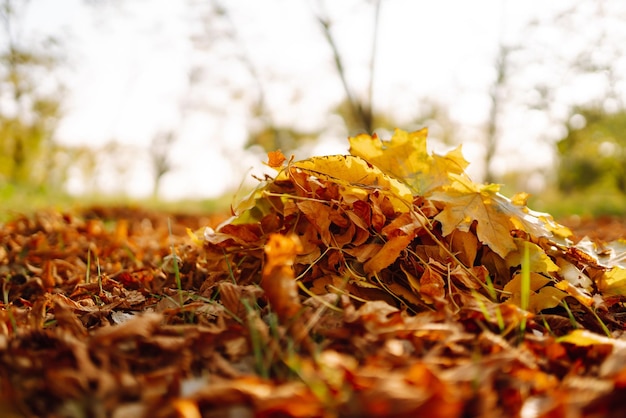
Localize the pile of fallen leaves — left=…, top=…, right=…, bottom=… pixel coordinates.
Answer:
left=2, top=129, right=626, bottom=417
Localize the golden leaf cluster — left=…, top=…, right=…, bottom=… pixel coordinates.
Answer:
left=203, top=128, right=626, bottom=322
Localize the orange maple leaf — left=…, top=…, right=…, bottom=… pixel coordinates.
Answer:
left=267, top=150, right=287, bottom=169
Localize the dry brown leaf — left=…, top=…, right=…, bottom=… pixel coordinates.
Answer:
left=296, top=201, right=333, bottom=245
left=90, top=312, right=163, bottom=346
left=218, top=282, right=263, bottom=320
left=420, top=265, right=446, bottom=303
left=450, top=265, right=483, bottom=290
left=448, top=229, right=479, bottom=267
left=363, top=233, right=414, bottom=274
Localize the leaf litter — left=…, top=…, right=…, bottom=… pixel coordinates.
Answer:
left=2, top=129, right=626, bottom=417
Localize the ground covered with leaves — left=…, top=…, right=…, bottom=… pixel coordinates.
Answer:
left=2, top=129, right=626, bottom=418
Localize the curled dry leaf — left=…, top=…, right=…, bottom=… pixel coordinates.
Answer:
left=419, top=265, right=446, bottom=303
left=90, top=312, right=163, bottom=346
left=261, top=233, right=303, bottom=321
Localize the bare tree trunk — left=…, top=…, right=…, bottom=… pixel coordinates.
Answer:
left=364, top=0, right=381, bottom=133
left=150, top=130, right=176, bottom=199
left=316, top=15, right=366, bottom=131
left=484, top=45, right=509, bottom=184
left=314, top=0, right=382, bottom=134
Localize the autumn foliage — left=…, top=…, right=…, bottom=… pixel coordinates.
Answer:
left=2, top=129, right=626, bottom=417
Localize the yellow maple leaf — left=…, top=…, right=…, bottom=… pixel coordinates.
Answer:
left=597, top=266, right=626, bottom=296
left=505, top=238, right=559, bottom=273
left=430, top=173, right=517, bottom=258
left=503, top=272, right=567, bottom=313
left=348, top=128, right=469, bottom=195
left=284, top=154, right=413, bottom=213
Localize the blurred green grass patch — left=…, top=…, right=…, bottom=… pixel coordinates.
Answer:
left=529, top=186, right=626, bottom=219
left=0, top=183, right=232, bottom=223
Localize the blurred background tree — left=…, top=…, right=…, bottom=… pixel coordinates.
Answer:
left=0, top=0, right=66, bottom=189
left=2, top=0, right=626, bottom=217
left=521, top=1, right=626, bottom=214
left=557, top=106, right=626, bottom=194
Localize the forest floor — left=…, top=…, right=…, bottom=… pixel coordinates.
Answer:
left=559, top=214, right=626, bottom=243
left=2, top=129, right=626, bottom=418
left=1, top=203, right=625, bottom=418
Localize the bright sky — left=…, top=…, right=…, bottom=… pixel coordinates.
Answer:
left=18, top=0, right=618, bottom=199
